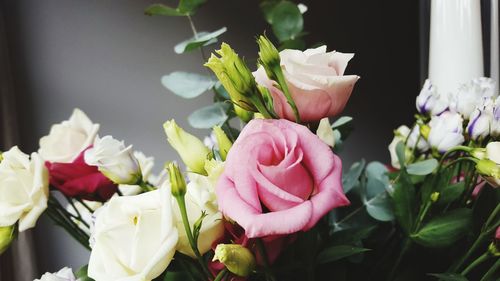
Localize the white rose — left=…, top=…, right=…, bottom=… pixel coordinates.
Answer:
left=253, top=46, right=359, bottom=121
left=428, top=112, right=465, bottom=153
left=35, top=267, right=76, bottom=281
left=388, top=125, right=411, bottom=169
left=88, top=185, right=178, bottom=281
left=118, top=151, right=155, bottom=196
left=415, top=79, right=449, bottom=116
left=84, top=136, right=141, bottom=185
left=449, top=77, right=496, bottom=119
left=466, top=99, right=494, bottom=140
left=39, top=108, right=99, bottom=163
left=173, top=164, right=224, bottom=257
left=486, top=142, right=500, bottom=164
left=0, top=147, right=49, bottom=232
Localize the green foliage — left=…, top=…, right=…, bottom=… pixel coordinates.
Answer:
left=145, top=0, right=206, bottom=17
left=175, top=27, right=227, bottom=54
left=411, top=208, right=472, bottom=248
left=163, top=271, right=194, bottom=281
left=192, top=211, right=208, bottom=243
left=75, top=265, right=95, bottom=281
left=188, top=102, right=230, bottom=128
left=342, top=159, right=366, bottom=193
left=362, top=162, right=394, bottom=222
left=259, top=0, right=306, bottom=48
left=317, top=245, right=370, bottom=264
left=406, top=159, right=438, bottom=176
left=437, top=182, right=466, bottom=205
left=391, top=170, right=416, bottom=234
left=161, top=72, right=215, bottom=98
left=428, top=273, right=469, bottom=281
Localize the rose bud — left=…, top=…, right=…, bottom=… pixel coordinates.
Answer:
left=213, top=244, right=256, bottom=277
left=415, top=79, right=449, bottom=116
left=84, top=136, right=141, bottom=185
left=167, top=162, right=187, bottom=198
left=164, top=120, right=210, bottom=175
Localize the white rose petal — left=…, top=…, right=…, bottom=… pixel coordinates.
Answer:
left=35, top=267, right=76, bottom=281
left=449, top=77, right=496, bottom=119
left=0, top=147, right=49, bottom=232
left=486, top=142, right=500, bottom=164
left=39, top=109, right=99, bottom=163
left=88, top=185, right=178, bottom=281
left=84, top=135, right=141, bottom=185
left=415, top=79, right=449, bottom=116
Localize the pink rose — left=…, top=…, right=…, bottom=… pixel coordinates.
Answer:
left=253, top=46, right=359, bottom=122
left=216, top=119, right=349, bottom=238
left=496, top=226, right=500, bottom=240
left=46, top=147, right=117, bottom=201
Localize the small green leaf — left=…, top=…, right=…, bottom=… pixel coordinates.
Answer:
left=342, top=159, right=366, bottom=193
left=144, top=4, right=185, bottom=16
left=438, top=182, right=466, bottom=205
left=428, top=273, right=468, bottom=281
left=411, top=208, right=472, bottom=248
left=164, top=271, right=193, bottom=281
left=161, top=72, right=215, bottom=99
left=406, top=159, right=438, bottom=176
left=332, top=116, right=353, bottom=129
left=75, top=265, right=95, bottom=281
left=391, top=171, right=416, bottom=234
left=317, top=245, right=370, bottom=264
left=188, top=102, right=230, bottom=129
left=192, top=211, right=207, bottom=243
left=177, top=0, right=206, bottom=15
left=174, top=27, right=227, bottom=54
left=366, top=192, right=395, bottom=222
left=270, top=1, right=304, bottom=42
left=396, top=141, right=406, bottom=168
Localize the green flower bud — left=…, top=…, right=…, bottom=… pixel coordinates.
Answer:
left=471, top=148, right=487, bottom=160
left=476, top=159, right=500, bottom=178
left=167, top=162, right=186, bottom=197
left=257, top=35, right=280, bottom=78
left=0, top=225, right=15, bottom=255
left=164, top=120, right=210, bottom=175
left=213, top=244, right=256, bottom=277
left=233, top=104, right=253, bottom=123
left=213, top=126, right=232, bottom=161
left=430, top=192, right=440, bottom=203
left=205, top=43, right=257, bottom=112
left=419, top=124, right=431, bottom=140
left=488, top=242, right=500, bottom=257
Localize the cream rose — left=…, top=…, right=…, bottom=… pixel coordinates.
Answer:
left=254, top=46, right=359, bottom=121
left=88, top=185, right=178, bottom=281
left=39, top=108, right=99, bottom=163
left=35, top=267, right=76, bottom=281
left=0, top=147, right=49, bottom=232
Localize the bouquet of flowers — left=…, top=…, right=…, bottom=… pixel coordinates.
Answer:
left=0, top=1, right=499, bottom=281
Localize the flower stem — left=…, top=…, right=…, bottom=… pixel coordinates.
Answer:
left=461, top=252, right=490, bottom=276
left=272, top=66, right=301, bottom=123
left=213, top=269, right=228, bottom=281
left=174, top=195, right=213, bottom=279
left=256, top=239, right=277, bottom=281
left=387, top=237, right=412, bottom=281
left=480, top=257, right=500, bottom=281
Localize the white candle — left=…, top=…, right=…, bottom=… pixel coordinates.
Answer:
left=429, top=0, right=484, bottom=95
left=491, top=0, right=499, bottom=92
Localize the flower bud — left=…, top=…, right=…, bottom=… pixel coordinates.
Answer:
left=488, top=242, right=500, bottom=257
left=430, top=192, right=440, bottom=203
left=0, top=225, right=15, bottom=255
left=486, top=142, right=500, bottom=164
left=234, top=105, right=253, bottom=123
left=84, top=136, right=141, bottom=185
left=205, top=43, right=257, bottom=112
left=466, top=101, right=493, bottom=141
left=257, top=35, right=280, bottom=79
left=476, top=159, right=500, bottom=188
left=167, top=162, right=186, bottom=197
left=428, top=112, right=465, bottom=153
left=213, top=126, right=232, bottom=161
left=415, top=80, right=448, bottom=116
left=213, top=244, right=256, bottom=277
left=471, top=148, right=487, bottom=160
left=419, top=124, right=430, bottom=140
left=164, top=120, right=210, bottom=175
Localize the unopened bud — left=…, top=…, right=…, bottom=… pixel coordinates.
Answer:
left=167, top=162, right=186, bottom=197
left=419, top=124, right=430, bottom=140
left=430, top=192, right=440, bottom=203
left=471, top=148, right=487, bottom=160
left=476, top=159, right=500, bottom=178
left=213, top=126, right=232, bottom=161
left=213, top=244, right=256, bottom=277
left=257, top=35, right=280, bottom=78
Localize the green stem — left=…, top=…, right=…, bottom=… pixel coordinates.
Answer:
left=273, top=66, right=301, bottom=123
left=175, top=195, right=213, bottom=279
left=480, top=257, right=500, bottom=281
left=65, top=195, right=90, bottom=228
left=213, top=269, right=228, bottom=281
left=139, top=180, right=156, bottom=192
left=413, top=200, right=432, bottom=232
left=461, top=252, right=490, bottom=276
left=249, top=95, right=273, bottom=119
left=484, top=203, right=500, bottom=231
left=387, top=238, right=412, bottom=281
left=256, top=239, right=277, bottom=281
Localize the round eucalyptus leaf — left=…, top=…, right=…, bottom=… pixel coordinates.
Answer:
left=188, top=102, right=230, bottom=129
left=174, top=27, right=227, bottom=54
left=161, top=72, right=215, bottom=99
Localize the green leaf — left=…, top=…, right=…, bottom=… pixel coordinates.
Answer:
left=161, top=72, right=215, bottom=99
left=396, top=141, right=406, bottom=168
left=317, top=245, right=370, bottom=264
left=391, top=171, right=416, bottom=234
left=177, top=0, right=206, bottom=14
left=75, top=265, right=95, bottom=281
left=328, top=225, right=377, bottom=246
left=411, top=208, right=472, bottom=248
left=342, top=159, right=366, bottom=193
left=174, top=27, right=227, bottom=54
left=188, top=102, right=230, bottom=129
left=164, top=271, right=193, bottom=281
left=332, top=116, right=353, bottom=129
left=428, top=273, right=468, bottom=281
left=260, top=0, right=280, bottom=24
left=366, top=192, right=395, bottom=221
left=406, top=159, right=438, bottom=176
left=365, top=162, right=389, bottom=198
left=437, top=182, right=466, bottom=205
left=192, top=211, right=207, bottom=243
left=269, top=1, right=303, bottom=42
left=144, top=4, right=185, bottom=16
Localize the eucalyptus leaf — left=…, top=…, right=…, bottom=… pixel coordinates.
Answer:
left=177, top=0, right=206, bottom=14
left=270, top=1, right=303, bottom=42
left=144, top=4, right=185, bottom=16
left=342, top=159, right=366, bottom=193
left=366, top=192, right=395, bottom=221
left=391, top=171, right=416, bottom=234
left=260, top=0, right=280, bottom=23
left=174, top=27, right=227, bottom=54
left=406, top=159, right=438, bottom=176
left=162, top=72, right=215, bottom=98
left=188, top=102, right=230, bottom=129
left=438, top=182, right=466, bottom=205
left=428, top=273, right=468, bottom=281
left=365, top=162, right=389, bottom=199
left=316, top=245, right=370, bottom=264
left=411, top=208, right=472, bottom=248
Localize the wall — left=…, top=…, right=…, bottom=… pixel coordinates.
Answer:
left=2, top=0, right=420, bottom=275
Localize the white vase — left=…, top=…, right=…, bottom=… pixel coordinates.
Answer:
left=428, top=0, right=484, bottom=95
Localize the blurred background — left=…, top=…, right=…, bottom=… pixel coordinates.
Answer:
left=3, top=0, right=488, bottom=279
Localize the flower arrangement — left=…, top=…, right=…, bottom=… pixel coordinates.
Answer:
left=0, top=1, right=499, bottom=281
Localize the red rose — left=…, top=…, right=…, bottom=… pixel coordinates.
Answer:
left=46, top=148, right=117, bottom=201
